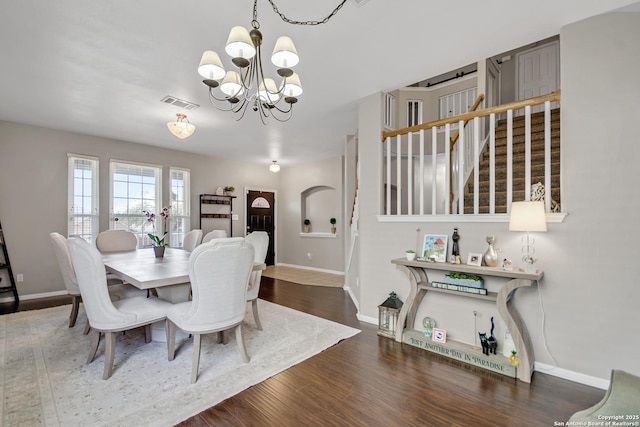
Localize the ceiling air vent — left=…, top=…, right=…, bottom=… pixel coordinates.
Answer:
left=160, top=95, right=200, bottom=110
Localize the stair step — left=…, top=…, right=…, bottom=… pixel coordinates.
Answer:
left=468, top=175, right=561, bottom=193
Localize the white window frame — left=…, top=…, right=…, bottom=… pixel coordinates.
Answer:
left=169, top=167, right=191, bottom=248
left=110, top=160, right=162, bottom=248
left=68, top=154, right=99, bottom=244
left=407, top=99, right=423, bottom=127
left=384, top=92, right=396, bottom=129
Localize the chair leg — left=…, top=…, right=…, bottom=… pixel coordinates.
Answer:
left=191, top=334, right=202, bottom=384
left=69, top=295, right=81, bottom=328
left=83, top=320, right=91, bottom=335
left=235, top=324, right=250, bottom=363
left=251, top=299, right=262, bottom=331
left=103, top=331, right=116, bottom=380
left=144, top=324, right=152, bottom=343
left=87, top=330, right=101, bottom=364
left=167, top=320, right=177, bottom=361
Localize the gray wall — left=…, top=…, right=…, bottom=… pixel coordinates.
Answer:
left=277, top=156, right=344, bottom=272
left=0, top=122, right=344, bottom=297
left=352, top=8, right=640, bottom=383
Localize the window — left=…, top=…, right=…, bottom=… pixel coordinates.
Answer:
left=169, top=168, right=190, bottom=248
left=384, top=92, right=395, bottom=129
left=407, top=100, right=423, bottom=127
left=110, top=160, right=162, bottom=247
left=68, top=154, right=99, bottom=243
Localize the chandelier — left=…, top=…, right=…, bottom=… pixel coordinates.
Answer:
left=167, top=113, right=196, bottom=139
left=197, top=0, right=347, bottom=123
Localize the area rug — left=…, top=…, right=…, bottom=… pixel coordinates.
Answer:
left=262, top=265, right=344, bottom=288
left=0, top=300, right=359, bottom=426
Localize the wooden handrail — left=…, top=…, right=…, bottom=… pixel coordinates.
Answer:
left=449, top=94, right=485, bottom=146
left=381, top=90, right=561, bottom=141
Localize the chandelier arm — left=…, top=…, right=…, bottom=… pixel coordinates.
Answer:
left=207, top=91, right=239, bottom=112
left=266, top=0, right=348, bottom=26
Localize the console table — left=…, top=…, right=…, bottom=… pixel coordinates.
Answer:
left=391, top=258, right=543, bottom=382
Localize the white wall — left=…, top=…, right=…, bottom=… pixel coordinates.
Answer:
left=353, top=8, right=640, bottom=383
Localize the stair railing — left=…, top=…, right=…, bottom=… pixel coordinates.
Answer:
left=381, top=90, right=561, bottom=216
left=449, top=94, right=485, bottom=213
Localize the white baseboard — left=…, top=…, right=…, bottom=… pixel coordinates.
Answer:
left=276, top=263, right=344, bottom=276
left=534, top=362, right=609, bottom=390
left=0, top=290, right=67, bottom=303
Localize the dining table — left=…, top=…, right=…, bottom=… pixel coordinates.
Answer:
left=102, top=246, right=266, bottom=341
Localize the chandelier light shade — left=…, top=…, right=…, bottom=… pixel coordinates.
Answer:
left=269, top=160, right=280, bottom=173
left=167, top=113, right=196, bottom=139
left=197, top=0, right=346, bottom=123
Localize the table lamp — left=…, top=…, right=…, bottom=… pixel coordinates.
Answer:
left=509, top=201, right=547, bottom=273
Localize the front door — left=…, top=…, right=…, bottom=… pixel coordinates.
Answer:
left=246, top=190, right=275, bottom=265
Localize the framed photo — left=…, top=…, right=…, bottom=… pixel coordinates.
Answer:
left=422, top=234, right=448, bottom=263
left=432, top=328, right=447, bottom=343
left=467, top=252, right=483, bottom=266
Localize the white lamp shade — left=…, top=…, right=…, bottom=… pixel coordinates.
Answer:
left=269, top=161, right=280, bottom=172
left=282, top=72, right=303, bottom=97
left=220, top=71, right=244, bottom=97
left=198, top=51, right=225, bottom=80
left=509, top=201, right=547, bottom=232
left=271, top=36, right=299, bottom=68
left=167, top=114, right=196, bottom=139
left=225, top=26, right=256, bottom=59
left=258, top=78, right=280, bottom=103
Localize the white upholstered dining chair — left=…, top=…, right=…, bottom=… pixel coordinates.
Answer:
left=67, top=237, right=173, bottom=380
left=244, top=231, right=269, bottom=330
left=201, top=229, right=228, bottom=243
left=95, top=229, right=138, bottom=253
left=50, top=232, right=145, bottom=329
left=182, top=229, right=203, bottom=252
left=166, top=237, right=254, bottom=383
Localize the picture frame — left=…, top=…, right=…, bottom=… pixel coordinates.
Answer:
left=422, top=234, right=448, bottom=263
left=467, top=252, right=483, bottom=266
left=432, top=327, right=447, bottom=343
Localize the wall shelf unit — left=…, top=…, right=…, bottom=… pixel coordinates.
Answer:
left=0, top=220, right=19, bottom=303
left=199, top=194, right=235, bottom=237
left=391, top=258, right=543, bottom=383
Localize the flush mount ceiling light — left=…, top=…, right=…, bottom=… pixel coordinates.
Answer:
left=197, top=0, right=347, bottom=124
left=269, top=160, right=280, bottom=172
left=167, top=113, right=196, bottom=139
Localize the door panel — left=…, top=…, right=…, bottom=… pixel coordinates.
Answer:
left=246, top=190, right=275, bottom=265
left=517, top=42, right=559, bottom=112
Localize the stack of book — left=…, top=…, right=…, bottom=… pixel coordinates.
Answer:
left=431, top=272, right=487, bottom=295
left=431, top=281, right=488, bottom=295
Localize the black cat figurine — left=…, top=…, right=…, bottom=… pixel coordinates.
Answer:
left=479, top=317, right=498, bottom=355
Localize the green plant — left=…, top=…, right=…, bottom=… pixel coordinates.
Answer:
left=406, top=249, right=415, bottom=253
left=330, top=217, right=336, bottom=225
left=445, top=272, right=482, bottom=281
left=304, top=219, right=311, bottom=226
left=223, top=186, right=235, bottom=192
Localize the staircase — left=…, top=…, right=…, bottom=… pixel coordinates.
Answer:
left=463, top=108, right=561, bottom=214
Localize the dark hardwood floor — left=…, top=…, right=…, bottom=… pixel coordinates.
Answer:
left=1, top=278, right=604, bottom=426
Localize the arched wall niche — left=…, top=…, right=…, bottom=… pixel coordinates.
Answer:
left=301, top=185, right=337, bottom=232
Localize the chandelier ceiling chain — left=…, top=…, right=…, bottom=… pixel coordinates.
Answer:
left=266, top=0, right=348, bottom=26
left=197, top=0, right=346, bottom=124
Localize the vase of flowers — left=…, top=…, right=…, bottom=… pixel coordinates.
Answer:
left=144, top=205, right=170, bottom=257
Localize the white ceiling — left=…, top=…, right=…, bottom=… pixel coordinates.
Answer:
left=0, top=0, right=636, bottom=168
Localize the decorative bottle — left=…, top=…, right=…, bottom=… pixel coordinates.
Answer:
left=483, top=236, right=498, bottom=267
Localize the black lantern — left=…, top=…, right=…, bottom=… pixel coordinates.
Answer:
left=378, top=292, right=403, bottom=338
